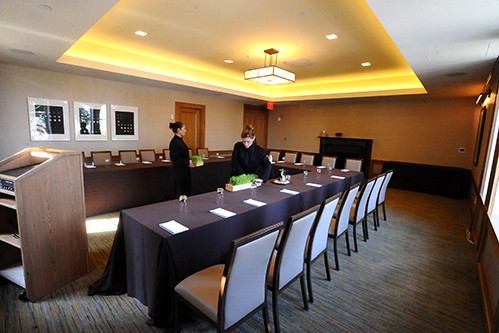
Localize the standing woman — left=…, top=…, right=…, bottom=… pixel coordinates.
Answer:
left=231, top=125, right=272, bottom=182
left=169, top=121, right=194, bottom=197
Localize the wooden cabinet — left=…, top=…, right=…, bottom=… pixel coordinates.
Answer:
left=319, top=137, right=373, bottom=177
left=0, top=148, right=88, bottom=301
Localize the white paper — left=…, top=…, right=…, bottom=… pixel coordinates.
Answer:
left=243, top=199, right=267, bottom=207
left=331, top=175, right=345, bottom=179
left=210, top=208, right=236, bottom=218
left=84, top=165, right=96, bottom=169
left=306, top=183, right=322, bottom=187
left=159, top=220, right=189, bottom=234
left=115, top=163, right=126, bottom=166
left=280, top=189, right=299, bottom=195
left=341, top=169, right=350, bottom=172
left=161, top=159, right=171, bottom=163
left=142, top=161, right=152, bottom=164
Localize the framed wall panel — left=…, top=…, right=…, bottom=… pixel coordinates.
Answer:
left=27, top=97, right=70, bottom=141
left=111, top=105, right=139, bottom=141
left=74, top=101, right=107, bottom=141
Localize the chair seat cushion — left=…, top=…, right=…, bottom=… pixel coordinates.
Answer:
left=175, top=264, right=224, bottom=322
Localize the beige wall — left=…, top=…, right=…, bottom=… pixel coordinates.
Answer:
left=1, top=63, right=478, bottom=169
left=0, top=64, right=244, bottom=159
left=268, top=98, right=477, bottom=169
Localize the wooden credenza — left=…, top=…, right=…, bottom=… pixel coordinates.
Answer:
left=0, top=148, right=88, bottom=301
left=319, top=137, right=373, bottom=177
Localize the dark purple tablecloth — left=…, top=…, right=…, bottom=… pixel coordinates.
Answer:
left=88, top=168, right=363, bottom=327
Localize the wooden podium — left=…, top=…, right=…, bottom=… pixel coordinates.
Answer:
left=0, top=148, right=88, bottom=301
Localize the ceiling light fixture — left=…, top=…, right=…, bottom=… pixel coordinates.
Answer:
left=134, top=30, right=148, bottom=37
left=244, top=48, right=295, bottom=85
left=361, top=62, right=371, bottom=67
left=325, top=34, right=338, bottom=40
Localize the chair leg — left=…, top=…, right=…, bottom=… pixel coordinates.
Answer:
left=352, top=223, right=359, bottom=252
left=262, top=306, right=271, bottom=333
left=300, top=275, right=309, bottom=310
left=306, top=260, right=314, bottom=303
left=174, top=296, right=182, bottom=333
left=363, top=218, right=369, bottom=240
left=375, top=206, right=381, bottom=227
left=272, top=290, right=280, bottom=333
left=345, top=231, right=351, bottom=256
left=373, top=211, right=378, bottom=231
left=334, top=237, right=339, bottom=270
left=323, top=252, right=331, bottom=281
left=382, top=202, right=387, bottom=220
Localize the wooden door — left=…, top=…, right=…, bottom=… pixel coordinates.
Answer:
left=175, top=102, right=205, bottom=153
left=243, top=104, right=268, bottom=149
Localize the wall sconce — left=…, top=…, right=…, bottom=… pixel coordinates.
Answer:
left=476, top=89, right=492, bottom=105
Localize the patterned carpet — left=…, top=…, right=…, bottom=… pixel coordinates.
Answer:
left=0, top=189, right=485, bottom=332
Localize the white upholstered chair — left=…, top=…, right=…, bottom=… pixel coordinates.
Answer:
left=139, top=149, right=156, bottom=162
left=269, top=205, right=319, bottom=333
left=377, top=169, right=394, bottom=221
left=305, top=192, right=341, bottom=302
left=118, top=150, right=138, bottom=164
left=269, top=150, right=280, bottom=162
left=322, top=156, right=337, bottom=168
left=345, top=158, right=363, bottom=172
left=91, top=151, right=112, bottom=166
left=163, top=149, right=170, bottom=161
left=349, top=177, right=376, bottom=252
left=284, top=152, right=298, bottom=163
left=329, top=183, right=360, bottom=270
left=197, top=148, right=209, bottom=159
left=365, top=174, right=386, bottom=238
left=300, top=153, right=315, bottom=166
left=174, top=222, right=282, bottom=333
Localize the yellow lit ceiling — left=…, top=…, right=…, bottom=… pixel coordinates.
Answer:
left=58, top=0, right=426, bottom=102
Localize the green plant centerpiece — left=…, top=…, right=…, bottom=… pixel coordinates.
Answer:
left=190, top=155, right=204, bottom=167
left=225, top=173, right=258, bottom=192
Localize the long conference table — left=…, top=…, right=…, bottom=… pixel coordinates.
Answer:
left=88, top=163, right=364, bottom=327
left=83, top=157, right=233, bottom=216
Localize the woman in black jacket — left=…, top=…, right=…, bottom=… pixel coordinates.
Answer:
left=231, top=125, right=272, bottom=182
left=169, top=121, right=194, bottom=197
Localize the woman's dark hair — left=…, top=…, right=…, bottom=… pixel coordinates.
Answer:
left=169, top=121, right=184, bottom=133
left=240, top=124, right=255, bottom=139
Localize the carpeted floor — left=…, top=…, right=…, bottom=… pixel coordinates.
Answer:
left=0, top=189, right=486, bottom=332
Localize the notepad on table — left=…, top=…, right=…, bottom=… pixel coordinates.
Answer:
left=306, top=183, right=322, bottom=188
left=210, top=208, right=236, bottom=218
left=341, top=169, right=350, bottom=172
left=243, top=199, right=267, bottom=207
left=331, top=175, right=345, bottom=179
left=280, top=189, right=299, bottom=195
left=159, top=220, right=189, bottom=234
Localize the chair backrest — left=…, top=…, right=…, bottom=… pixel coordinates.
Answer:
left=308, top=192, right=341, bottom=262
left=300, top=153, right=315, bottom=165
left=284, top=152, right=297, bottom=163
left=366, top=174, right=385, bottom=214
left=91, top=151, right=112, bottom=166
left=377, top=170, right=394, bottom=205
left=139, top=149, right=156, bottom=162
left=345, top=158, right=363, bottom=172
left=274, top=205, right=319, bottom=290
left=197, top=148, right=209, bottom=158
left=119, top=150, right=138, bottom=164
left=333, top=183, right=360, bottom=236
left=322, top=156, right=336, bottom=168
left=163, top=149, right=170, bottom=160
left=221, top=222, right=283, bottom=330
left=269, top=151, right=280, bottom=162
left=352, top=177, right=376, bottom=224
